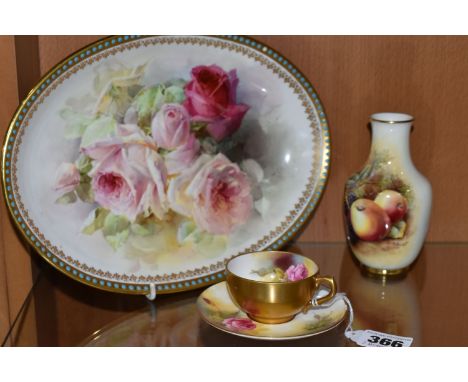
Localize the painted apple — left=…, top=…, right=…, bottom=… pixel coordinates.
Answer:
left=374, top=190, right=408, bottom=223
left=350, top=199, right=391, bottom=241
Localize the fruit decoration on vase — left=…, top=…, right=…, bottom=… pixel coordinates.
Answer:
left=344, top=113, right=432, bottom=275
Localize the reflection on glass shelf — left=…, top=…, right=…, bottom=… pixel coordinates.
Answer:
left=2, top=242, right=468, bottom=346
left=340, top=253, right=422, bottom=346
left=84, top=299, right=200, bottom=346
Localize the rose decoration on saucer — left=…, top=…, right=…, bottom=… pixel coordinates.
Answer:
left=222, top=317, right=257, bottom=331
left=53, top=63, right=258, bottom=253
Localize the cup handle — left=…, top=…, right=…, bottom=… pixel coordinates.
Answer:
left=302, top=275, right=337, bottom=313
left=314, top=276, right=337, bottom=305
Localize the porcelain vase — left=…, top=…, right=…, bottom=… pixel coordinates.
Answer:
left=344, top=113, right=432, bottom=275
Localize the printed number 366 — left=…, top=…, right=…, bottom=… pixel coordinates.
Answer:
left=368, top=335, right=404, bottom=347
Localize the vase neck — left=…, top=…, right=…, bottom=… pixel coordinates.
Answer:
left=370, top=120, right=412, bottom=165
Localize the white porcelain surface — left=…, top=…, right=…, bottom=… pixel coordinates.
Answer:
left=4, top=36, right=329, bottom=291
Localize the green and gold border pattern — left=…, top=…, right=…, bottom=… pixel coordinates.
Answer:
left=1, top=35, right=330, bottom=295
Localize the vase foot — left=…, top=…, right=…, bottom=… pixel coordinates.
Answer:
left=361, top=265, right=410, bottom=278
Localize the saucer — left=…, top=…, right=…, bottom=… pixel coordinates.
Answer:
left=197, top=281, right=348, bottom=340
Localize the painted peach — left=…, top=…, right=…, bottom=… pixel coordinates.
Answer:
left=374, top=190, right=408, bottom=223
left=350, top=199, right=391, bottom=241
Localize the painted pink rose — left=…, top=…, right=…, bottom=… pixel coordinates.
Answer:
left=81, top=124, right=150, bottom=161
left=184, top=65, right=249, bottom=141
left=285, top=264, right=308, bottom=282
left=205, top=104, right=249, bottom=142
left=54, top=163, right=80, bottom=194
left=151, top=104, right=191, bottom=150
left=86, top=124, right=168, bottom=221
left=186, top=153, right=253, bottom=235
left=222, top=317, right=256, bottom=331
left=164, top=134, right=200, bottom=175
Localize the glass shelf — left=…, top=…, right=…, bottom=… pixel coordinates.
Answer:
left=2, top=242, right=468, bottom=346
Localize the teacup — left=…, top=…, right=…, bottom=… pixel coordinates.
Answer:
left=226, top=251, right=337, bottom=324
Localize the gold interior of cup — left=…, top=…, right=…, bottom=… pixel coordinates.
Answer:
left=225, top=251, right=320, bottom=324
